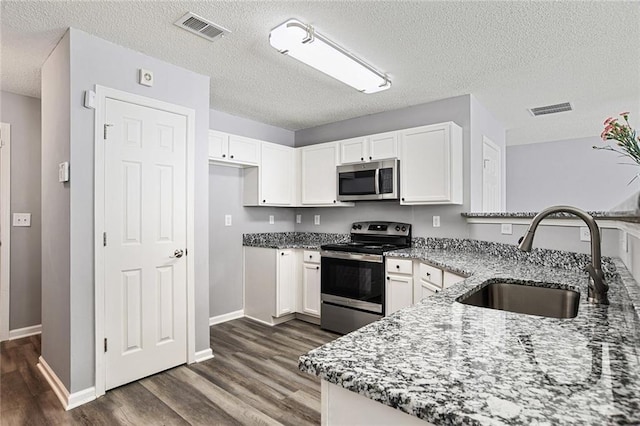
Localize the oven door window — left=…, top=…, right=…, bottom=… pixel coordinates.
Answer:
left=338, top=170, right=376, bottom=196
left=321, top=257, right=383, bottom=304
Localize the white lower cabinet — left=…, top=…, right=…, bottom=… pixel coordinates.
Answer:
left=244, top=247, right=297, bottom=325
left=301, top=250, right=321, bottom=317
left=385, top=259, right=413, bottom=315
left=244, top=248, right=319, bottom=325
left=276, top=250, right=296, bottom=317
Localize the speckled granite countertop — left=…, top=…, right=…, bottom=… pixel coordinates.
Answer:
left=299, top=241, right=640, bottom=425
left=462, top=211, right=640, bottom=223
left=242, top=232, right=349, bottom=249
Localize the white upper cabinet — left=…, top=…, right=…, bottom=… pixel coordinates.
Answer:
left=369, top=131, right=398, bottom=161
left=258, top=142, right=294, bottom=206
left=301, top=142, right=340, bottom=205
left=338, top=132, right=398, bottom=164
left=399, top=122, right=463, bottom=205
left=339, top=137, right=368, bottom=164
left=208, top=130, right=260, bottom=166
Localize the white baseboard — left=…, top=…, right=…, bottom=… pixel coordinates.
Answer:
left=194, top=348, right=214, bottom=363
left=209, top=309, right=244, bottom=326
left=9, top=324, right=42, bottom=340
left=37, top=356, right=96, bottom=410
left=244, top=313, right=295, bottom=327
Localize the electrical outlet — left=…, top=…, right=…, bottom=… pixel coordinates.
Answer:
left=580, top=227, right=591, bottom=242
left=501, top=223, right=513, bottom=235
left=13, top=213, right=31, bottom=227
left=224, top=214, right=232, bottom=226
left=296, top=214, right=302, bottom=224
left=314, top=215, right=320, bottom=225
left=432, top=216, right=440, bottom=228
left=269, top=215, right=275, bottom=225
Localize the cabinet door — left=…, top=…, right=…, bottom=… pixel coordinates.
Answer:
left=208, top=130, right=228, bottom=160
left=369, top=132, right=398, bottom=160
left=399, top=123, right=462, bottom=205
left=302, top=263, right=321, bottom=316
left=386, top=274, right=413, bottom=315
left=276, top=250, right=296, bottom=317
left=301, top=143, right=339, bottom=205
left=228, top=135, right=260, bottom=165
left=443, top=271, right=466, bottom=288
left=261, top=143, right=293, bottom=205
left=339, top=137, right=368, bottom=164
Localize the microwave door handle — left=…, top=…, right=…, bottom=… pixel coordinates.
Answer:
left=374, top=168, right=380, bottom=194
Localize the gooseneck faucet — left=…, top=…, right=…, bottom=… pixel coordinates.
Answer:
left=518, top=205, right=609, bottom=305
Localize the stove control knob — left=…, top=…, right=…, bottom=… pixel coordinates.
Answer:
left=352, top=224, right=358, bottom=229
left=357, top=224, right=362, bottom=229
left=395, top=225, right=400, bottom=231
left=401, top=226, right=407, bottom=232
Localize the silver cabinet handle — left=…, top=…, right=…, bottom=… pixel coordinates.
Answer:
left=171, top=249, right=184, bottom=258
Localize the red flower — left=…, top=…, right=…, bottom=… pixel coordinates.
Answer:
left=604, top=117, right=615, bottom=125
left=620, top=111, right=630, bottom=116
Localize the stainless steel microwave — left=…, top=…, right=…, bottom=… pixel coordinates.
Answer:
left=337, top=159, right=399, bottom=201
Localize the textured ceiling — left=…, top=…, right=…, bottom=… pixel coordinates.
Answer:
left=1, top=1, right=639, bottom=145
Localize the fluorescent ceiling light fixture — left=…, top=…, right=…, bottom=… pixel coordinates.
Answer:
left=269, top=19, right=391, bottom=94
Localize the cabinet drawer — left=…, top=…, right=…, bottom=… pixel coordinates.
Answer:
left=303, top=250, right=320, bottom=264
left=386, top=258, right=412, bottom=275
left=419, top=263, right=443, bottom=287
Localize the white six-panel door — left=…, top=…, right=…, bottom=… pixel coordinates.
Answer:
left=104, top=98, right=187, bottom=390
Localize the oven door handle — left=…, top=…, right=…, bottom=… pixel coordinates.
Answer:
left=320, top=250, right=383, bottom=263
left=374, top=168, right=380, bottom=195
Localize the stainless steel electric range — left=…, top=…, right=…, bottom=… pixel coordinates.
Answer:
left=320, top=221, right=412, bottom=334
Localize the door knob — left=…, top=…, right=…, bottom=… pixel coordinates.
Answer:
left=171, top=249, right=184, bottom=258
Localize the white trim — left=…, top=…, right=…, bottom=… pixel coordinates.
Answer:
left=0, top=122, right=10, bottom=342
left=194, top=348, right=214, bottom=363
left=9, top=324, right=41, bottom=340
left=37, top=356, right=97, bottom=410
left=209, top=309, right=244, bottom=325
left=481, top=135, right=502, bottom=212
left=93, top=86, right=197, bottom=397
left=244, top=313, right=295, bottom=326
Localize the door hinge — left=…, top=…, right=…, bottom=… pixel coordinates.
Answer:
left=103, top=123, right=113, bottom=139
left=104, top=338, right=108, bottom=352
left=103, top=232, right=107, bottom=247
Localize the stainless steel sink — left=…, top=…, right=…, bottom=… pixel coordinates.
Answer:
left=457, top=280, right=580, bottom=319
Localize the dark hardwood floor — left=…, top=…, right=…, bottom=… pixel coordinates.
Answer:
left=0, top=318, right=338, bottom=425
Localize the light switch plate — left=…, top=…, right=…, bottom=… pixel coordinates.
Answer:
left=13, top=213, right=31, bottom=227
left=296, top=214, right=302, bottom=224
left=580, top=227, right=591, bottom=242
left=269, top=215, right=275, bottom=225
left=58, top=162, right=69, bottom=182
left=224, top=214, right=232, bottom=226
left=432, top=216, right=440, bottom=228
left=501, top=223, right=513, bottom=235
left=314, top=215, right=320, bottom=225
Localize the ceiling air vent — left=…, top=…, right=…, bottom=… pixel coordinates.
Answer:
left=174, top=12, right=230, bottom=42
left=528, top=102, right=573, bottom=116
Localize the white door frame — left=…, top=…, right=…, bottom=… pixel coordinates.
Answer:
left=0, top=123, right=11, bottom=341
left=93, top=86, right=196, bottom=397
left=482, top=135, right=502, bottom=212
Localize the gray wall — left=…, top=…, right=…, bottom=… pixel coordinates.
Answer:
left=41, top=28, right=211, bottom=393
left=506, top=136, right=638, bottom=212
left=41, top=31, right=72, bottom=389
left=294, top=95, right=472, bottom=238
left=210, top=109, right=295, bottom=146
left=209, top=165, right=294, bottom=317
left=468, top=222, right=621, bottom=257
left=209, top=110, right=295, bottom=318
left=0, top=91, right=41, bottom=330
left=470, top=95, right=506, bottom=211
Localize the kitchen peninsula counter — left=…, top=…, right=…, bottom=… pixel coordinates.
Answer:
left=242, top=232, right=348, bottom=249
left=299, top=240, right=640, bottom=425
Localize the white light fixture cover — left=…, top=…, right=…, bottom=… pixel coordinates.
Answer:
left=269, top=19, right=391, bottom=94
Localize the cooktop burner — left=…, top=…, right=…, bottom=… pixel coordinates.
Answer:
left=320, top=221, right=412, bottom=255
